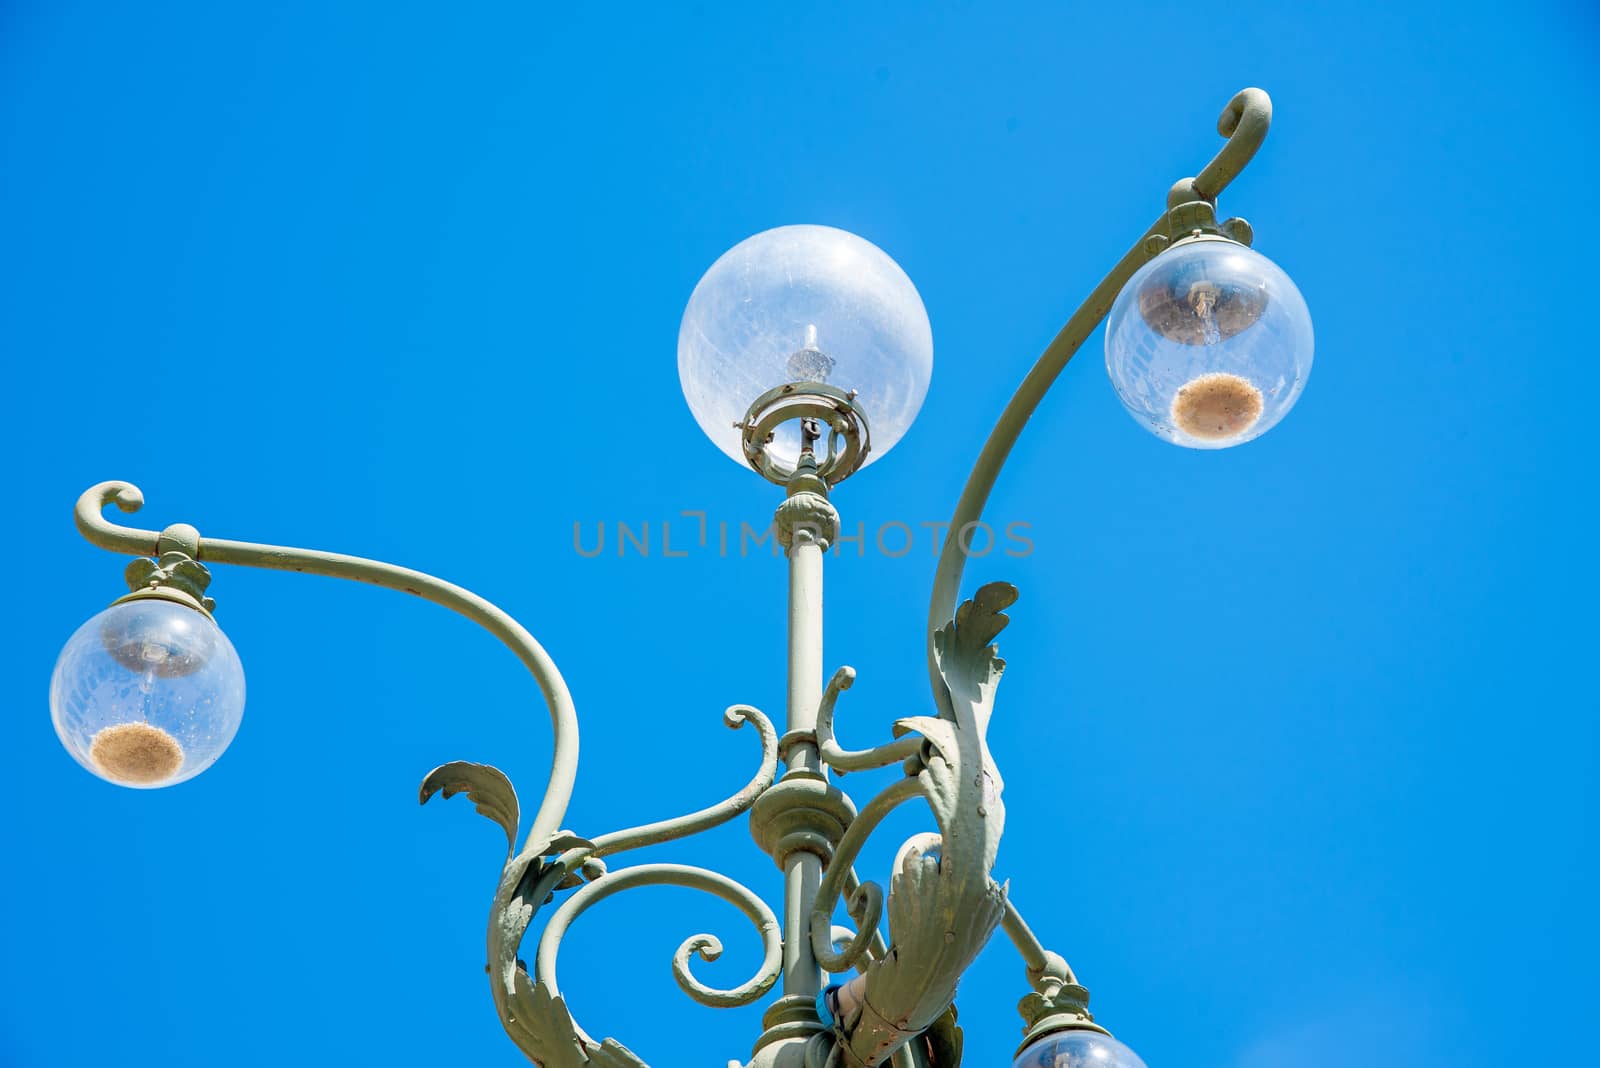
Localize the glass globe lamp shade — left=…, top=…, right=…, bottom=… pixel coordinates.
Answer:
left=1104, top=238, right=1312, bottom=449
left=678, top=224, right=933, bottom=473
left=51, top=599, right=246, bottom=788
left=1015, top=1029, right=1149, bottom=1068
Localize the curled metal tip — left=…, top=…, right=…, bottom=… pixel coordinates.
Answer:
left=75, top=481, right=161, bottom=557
left=722, top=703, right=762, bottom=729
left=1218, top=87, right=1271, bottom=137
left=108, top=483, right=143, bottom=512
left=1194, top=88, right=1272, bottom=202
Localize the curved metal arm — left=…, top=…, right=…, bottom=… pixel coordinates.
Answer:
left=422, top=704, right=786, bottom=1066
left=1193, top=88, right=1273, bottom=203
left=925, top=87, right=1272, bottom=700
left=1002, top=893, right=1104, bottom=1047
left=809, top=776, right=925, bottom=973
left=840, top=866, right=891, bottom=964
left=1000, top=896, right=1078, bottom=987
left=585, top=704, right=778, bottom=860
left=536, top=863, right=782, bottom=1037
left=816, top=667, right=925, bottom=774
left=76, top=480, right=579, bottom=853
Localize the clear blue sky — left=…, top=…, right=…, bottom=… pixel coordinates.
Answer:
left=2, top=3, right=1594, bottom=1066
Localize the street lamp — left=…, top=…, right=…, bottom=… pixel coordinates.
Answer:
left=49, top=87, right=1311, bottom=1068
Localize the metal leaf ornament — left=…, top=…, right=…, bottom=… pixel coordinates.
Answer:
left=418, top=762, right=634, bottom=1067
left=833, top=582, right=1016, bottom=1067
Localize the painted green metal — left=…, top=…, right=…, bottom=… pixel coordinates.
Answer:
left=416, top=760, right=607, bottom=1066
left=816, top=667, right=925, bottom=773
left=113, top=550, right=217, bottom=618
left=416, top=695, right=783, bottom=1063
left=826, top=583, right=1015, bottom=1067
left=997, top=900, right=1108, bottom=1050
left=536, top=863, right=783, bottom=1015
left=745, top=455, right=845, bottom=1061
left=810, top=776, right=923, bottom=974
left=584, top=705, right=778, bottom=859
left=65, top=84, right=1280, bottom=1068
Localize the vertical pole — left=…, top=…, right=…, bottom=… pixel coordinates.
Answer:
left=772, top=439, right=839, bottom=1006
left=751, top=446, right=841, bottom=1054
left=782, top=520, right=826, bottom=998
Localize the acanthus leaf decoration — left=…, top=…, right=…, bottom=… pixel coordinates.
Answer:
left=420, top=760, right=612, bottom=1065
left=814, top=581, right=1018, bottom=1067
left=420, top=761, right=522, bottom=851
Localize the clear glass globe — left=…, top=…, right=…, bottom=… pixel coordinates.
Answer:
left=1015, top=1029, right=1149, bottom=1068
left=678, top=224, right=933, bottom=472
left=51, top=599, right=246, bottom=788
left=1105, top=238, right=1312, bottom=449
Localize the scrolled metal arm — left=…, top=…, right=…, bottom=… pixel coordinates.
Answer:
left=584, top=704, right=778, bottom=860
left=77, top=480, right=579, bottom=852
left=1192, top=87, right=1272, bottom=203
left=536, top=863, right=782, bottom=1026
left=924, top=87, right=1273, bottom=702
left=423, top=699, right=791, bottom=1065
left=816, top=667, right=926, bottom=774
left=809, top=776, right=925, bottom=973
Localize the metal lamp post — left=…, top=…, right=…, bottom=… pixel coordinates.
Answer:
left=49, top=88, right=1311, bottom=1068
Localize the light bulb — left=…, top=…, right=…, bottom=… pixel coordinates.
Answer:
left=51, top=599, right=245, bottom=788
left=1014, top=1029, right=1149, bottom=1068
left=785, top=323, right=836, bottom=383
left=1105, top=238, right=1312, bottom=448
left=678, top=224, right=933, bottom=473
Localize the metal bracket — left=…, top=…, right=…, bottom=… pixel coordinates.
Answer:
left=1142, top=199, right=1255, bottom=258
left=739, top=382, right=872, bottom=487
left=114, top=549, right=217, bottom=617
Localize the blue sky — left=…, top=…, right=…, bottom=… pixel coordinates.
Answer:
left=2, top=2, right=1594, bottom=1066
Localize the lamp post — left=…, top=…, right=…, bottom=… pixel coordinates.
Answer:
left=49, top=87, right=1311, bottom=1068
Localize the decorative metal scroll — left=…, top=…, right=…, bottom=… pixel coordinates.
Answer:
left=420, top=704, right=779, bottom=1065
left=810, top=582, right=1018, bottom=1067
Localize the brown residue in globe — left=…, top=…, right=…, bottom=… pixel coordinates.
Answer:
left=90, top=721, right=184, bottom=785
left=1171, top=372, right=1263, bottom=440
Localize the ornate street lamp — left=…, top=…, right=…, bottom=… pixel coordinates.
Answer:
left=50, top=87, right=1311, bottom=1068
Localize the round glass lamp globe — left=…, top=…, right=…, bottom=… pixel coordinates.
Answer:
left=678, top=224, right=933, bottom=472
left=1015, top=1029, right=1149, bottom=1068
left=1105, top=238, right=1312, bottom=449
left=51, top=599, right=246, bottom=789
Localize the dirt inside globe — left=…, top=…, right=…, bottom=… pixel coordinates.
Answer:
left=90, top=721, right=184, bottom=785
left=1171, top=372, right=1263, bottom=440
